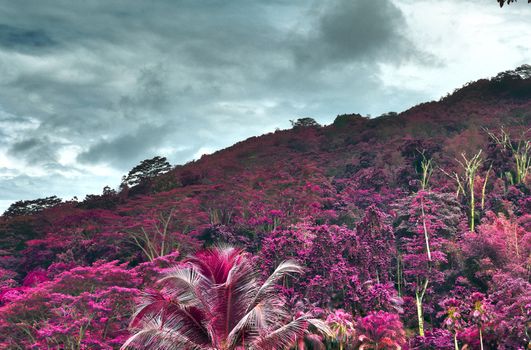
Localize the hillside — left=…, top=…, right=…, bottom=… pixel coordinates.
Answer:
left=0, top=66, right=530, bottom=349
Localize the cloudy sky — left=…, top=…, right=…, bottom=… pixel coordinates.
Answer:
left=0, top=0, right=530, bottom=213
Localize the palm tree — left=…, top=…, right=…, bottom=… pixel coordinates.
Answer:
left=356, top=311, right=406, bottom=350
left=122, top=246, right=330, bottom=350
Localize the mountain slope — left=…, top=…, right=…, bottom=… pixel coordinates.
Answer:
left=2, top=65, right=530, bottom=258
left=0, top=65, right=529, bottom=349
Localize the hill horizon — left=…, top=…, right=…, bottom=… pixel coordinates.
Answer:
left=2, top=63, right=530, bottom=215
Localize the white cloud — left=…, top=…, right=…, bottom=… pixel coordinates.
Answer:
left=386, top=0, right=531, bottom=100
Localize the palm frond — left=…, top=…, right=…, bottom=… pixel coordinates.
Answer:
left=226, top=301, right=267, bottom=349
left=250, top=260, right=303, bottom=310
left=306, top=318, right=333, bottom=338
left=212, top=254, right=258, bottom=338
left=122, top=317, right=206, bottom=350
left=130, top=287, right=211, bottom=345
left=130, top=289, right=171, bottom=328
left=158, top=266, right=205, bottom=307
left=186, top=246, right=243, bottom=284
left=162, top=303, right=211, bottom=346
left=254, top=316, right=309, bottom=350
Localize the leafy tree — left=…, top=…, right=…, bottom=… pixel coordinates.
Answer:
left=261, top=222, right=402, bottom=314
left=441, top=151, right=484, bottom=231
left=261, top=223, right=359, bottom=310
left=355, top=311, right=406, bottom=350
left=121, top=156, right=172, bottom=188
left=486, top=127, right=530, bottom=185
left=332, top=113, right=369, bottom=128
left=497, top=0, right=530, bottom=7
left=355, top=205, right=396, bottom=284
left=325, top=309, right=355, bottom=350
left=3, top=196, right=62, bottom=217
left=290, top=117, right=320, bottom=128
left=438, top=297, right=465, bottom=350
left=395, top=191, right=461, bottom=337
left=123, top=246, right=330, bottom=350
left=79, top=186, right=120, bottom=210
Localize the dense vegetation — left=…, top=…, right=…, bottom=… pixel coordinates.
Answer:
left=0, top=66, right=530, bottom=349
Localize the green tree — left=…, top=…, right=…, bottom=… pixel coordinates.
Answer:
left=3, top=196, right=62, bottom=217
left=290, top=117, right=320, bottom=128
left=497, top=0, right=530, bottom=7
left=121, top=156, right=172, bottom=188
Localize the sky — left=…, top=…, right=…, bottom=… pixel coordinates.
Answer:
left=0, top=0, right=530, bottom=213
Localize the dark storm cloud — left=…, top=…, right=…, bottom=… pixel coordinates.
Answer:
left=77, top=124, right=174, bottom=168
left=327, top=1, right=418, bottom=60
left=8, top=136, right=61, bottom=165
left=0, top=24, right=56, bottom=52
left=293, top=0, right=418, bottom=67
left=9, top=137, right=42, bottom=153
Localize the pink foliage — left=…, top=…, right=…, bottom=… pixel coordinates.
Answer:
left=356, top=311, right=406, bottom=349
left=0, top=259, right=146, bottom=348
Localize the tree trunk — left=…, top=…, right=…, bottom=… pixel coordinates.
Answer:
left=420, top=198, right=432, bottom=261
left=469, top=176, right=475, bottom=231
left=416, top=292, right=425, bottom=337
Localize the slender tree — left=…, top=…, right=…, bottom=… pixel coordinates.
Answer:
left=468, top=293, right=492, bottom=350
left=419, top=151, right=434, bottom=191
left=441, top=151, right=483, bottom=231
left=325, top=309, right=355, bottom=350
left=486, top=127, right=530, bottom=185
left=395, top=192, right=459, bottom=337
left=439, top=297, right=464, bottom=350
left=126, top=209, right=177, bottom=262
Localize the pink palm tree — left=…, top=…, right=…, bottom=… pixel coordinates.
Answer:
left=356, top=311, right=406, bottom=350
left=122, top=246, right=329, bottom=350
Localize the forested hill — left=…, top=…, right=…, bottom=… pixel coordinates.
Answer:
left=146, top=64, right=531, bottom=201
left=0, top=65, right=529, bottom=349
